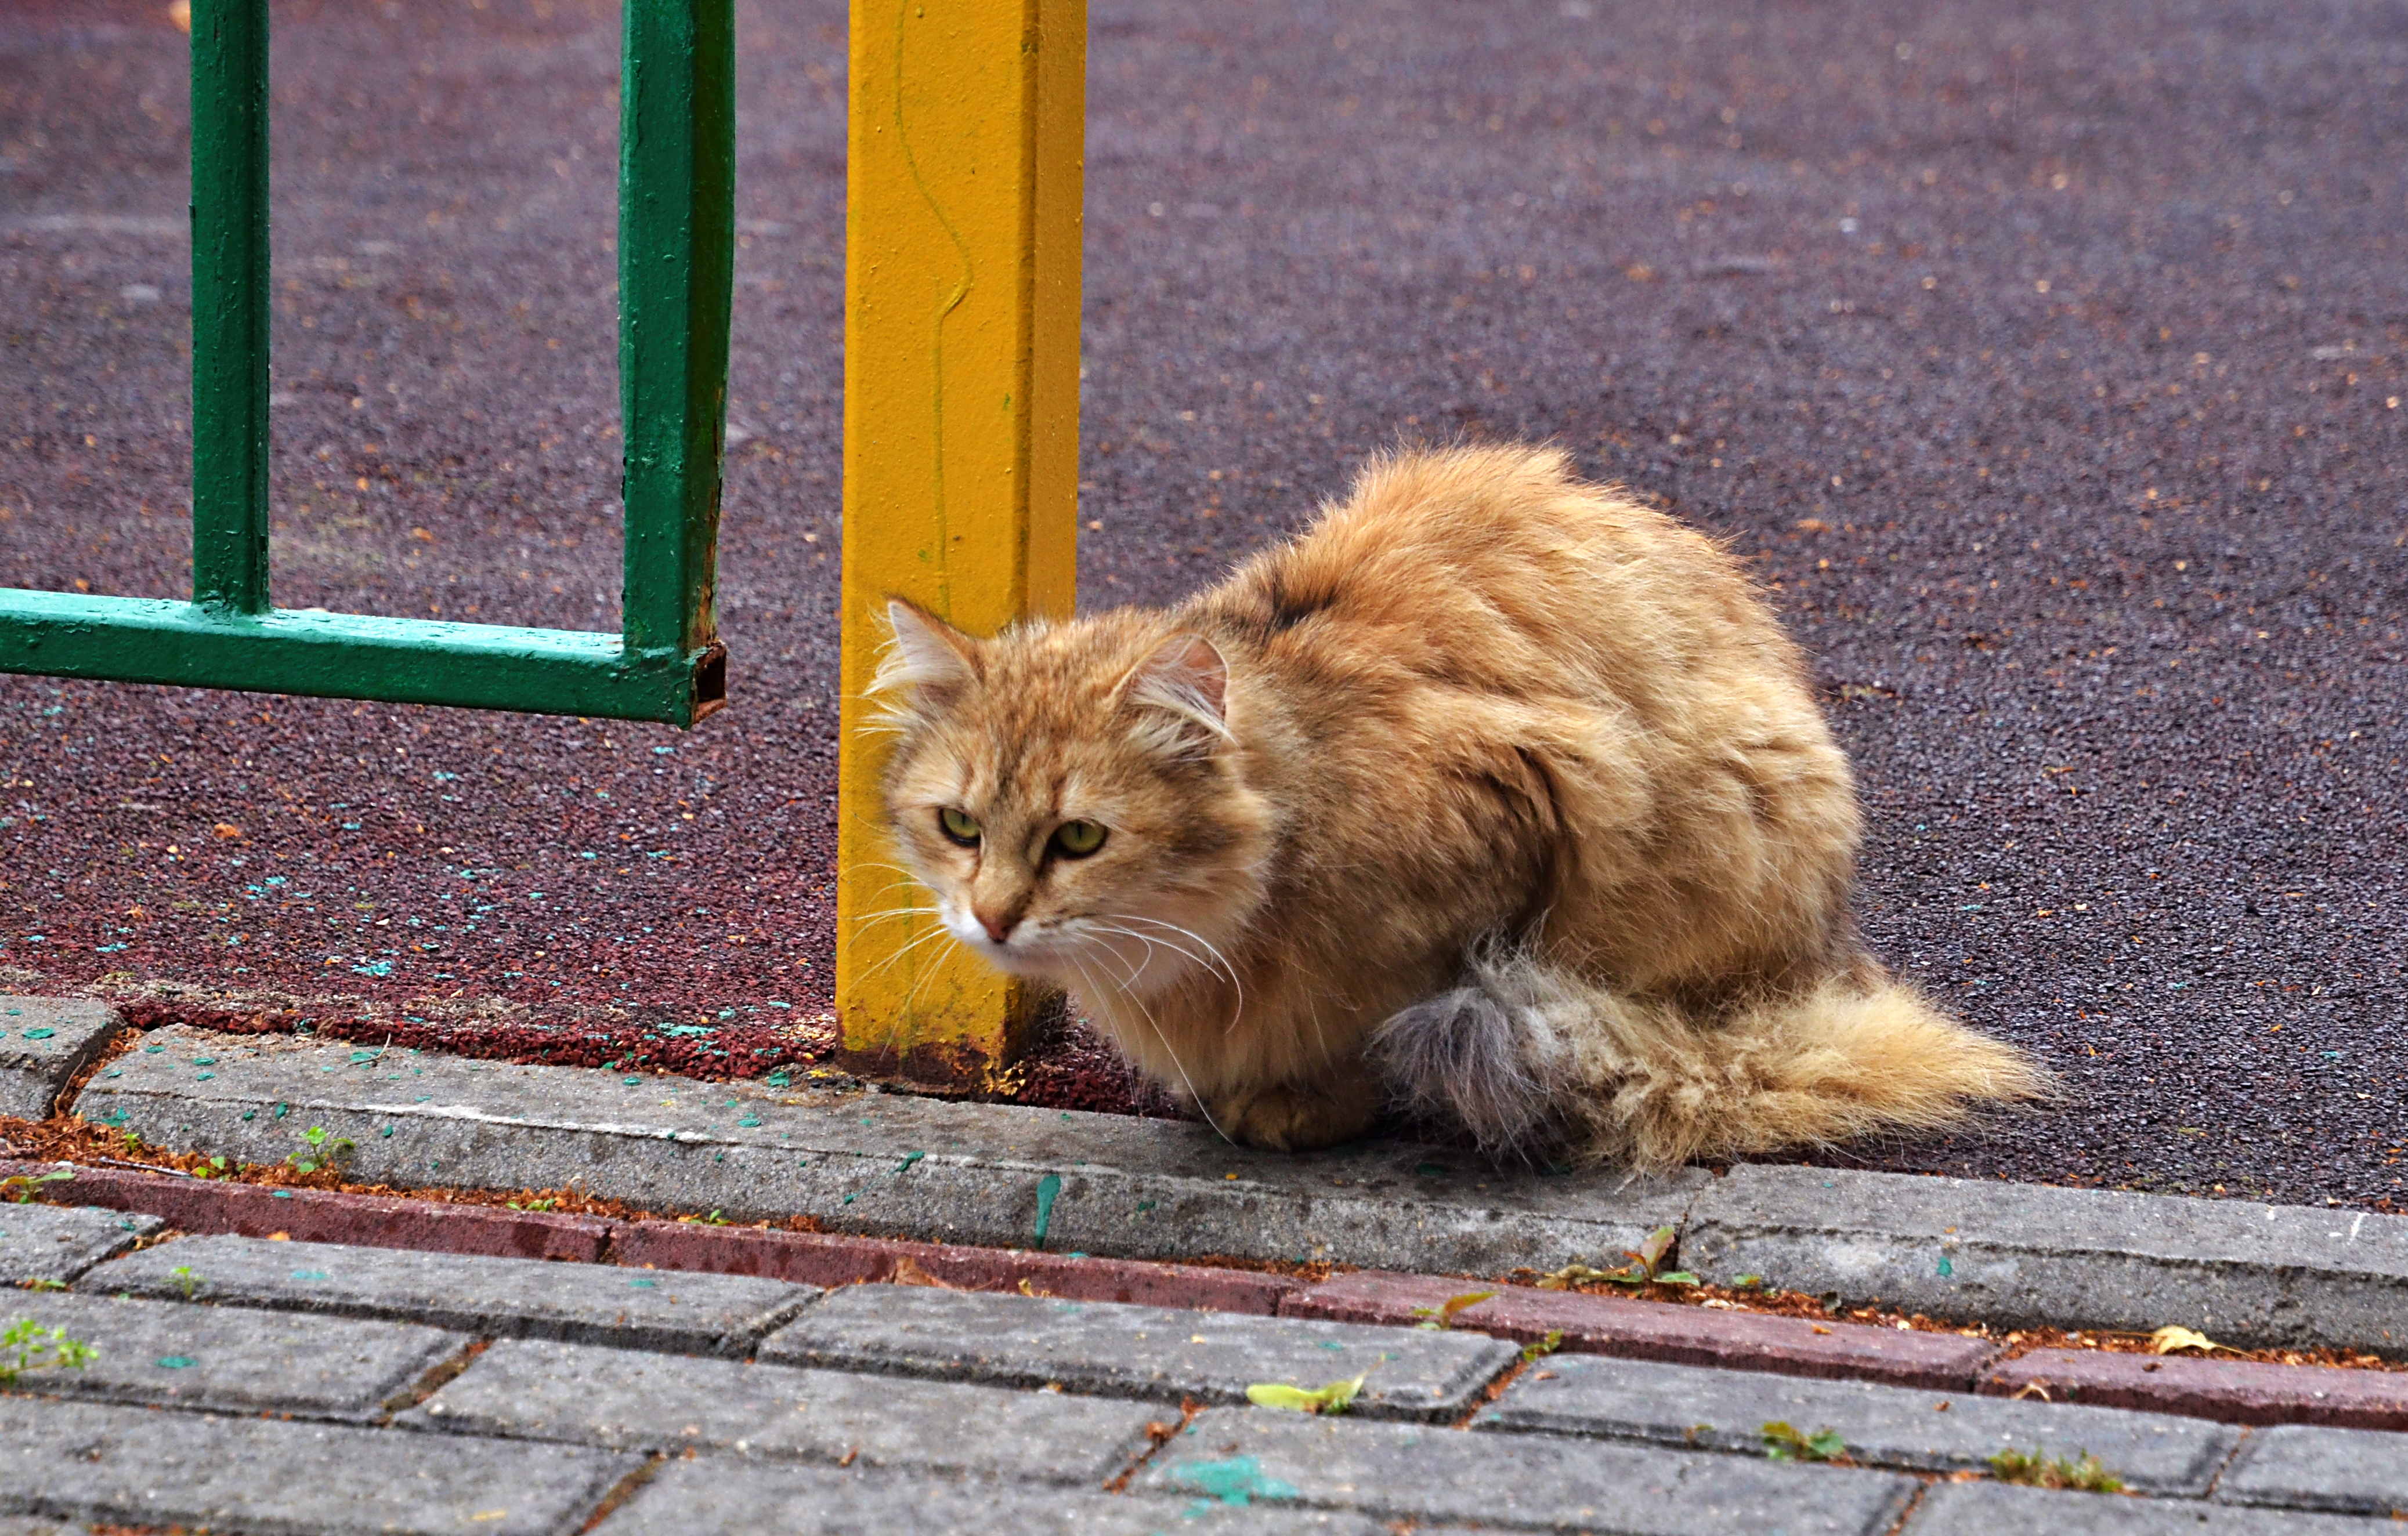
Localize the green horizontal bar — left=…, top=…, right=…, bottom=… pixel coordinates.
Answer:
left=0, top=589, right=723, bottom=726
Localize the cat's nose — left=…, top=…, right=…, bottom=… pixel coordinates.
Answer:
left=974, top=907, right=1017, bottom=944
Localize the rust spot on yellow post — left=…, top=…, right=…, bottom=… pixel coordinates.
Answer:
left=836, top=0, right=1083, bottom=1089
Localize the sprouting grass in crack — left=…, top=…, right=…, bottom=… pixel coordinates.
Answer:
left=1, top=1318, right=96, bottom=1383
left=287, top=1125, right=355, bottom=1175
left=1988, top=1447, right=2123, bottom=1492
left=1762, top=1421, right=1847, bottom=1462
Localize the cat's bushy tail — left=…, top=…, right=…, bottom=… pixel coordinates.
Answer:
left=1367, top=946, right=2049, bottom=1171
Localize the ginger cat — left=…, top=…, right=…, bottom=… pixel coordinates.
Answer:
left=873, top=445, right=2045, bottom=1168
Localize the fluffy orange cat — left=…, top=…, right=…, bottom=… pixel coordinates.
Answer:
left=873, top=445, right=2045, bottom=1168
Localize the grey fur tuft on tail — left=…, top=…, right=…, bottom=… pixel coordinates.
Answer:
left=1366, top=945, right=1576, bottom=1159
left=1370, top=942, right=2051, bottom=1169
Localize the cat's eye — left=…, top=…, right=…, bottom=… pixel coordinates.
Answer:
left=937, top=807, right=981, bottom=847
left=1051, top=820, right=1108, bottom=858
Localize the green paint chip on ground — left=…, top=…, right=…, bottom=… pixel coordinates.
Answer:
left=22, top=1027, right=55, bottom=1040
left=191, top=1056, right=215, bottom=1065
left=291, top=1269, right=330, bottom=1281
left=1033, top=1173, right=1064, bottom=1247
left=379, top=1125, right=394, bottom=1137
left=272, top=1190, right=293, bottom=1200
left=624, top=1077, right=642, bottom=1086
left=195, top=1072, right=214, bottom=1081
left=155, top=1356, right=196, bottom=1370
left=630, top=1278, right=657, bottom=1288
left=896, top=1150, right=924, bottom=1172
left=737, top=1115, right=762, bottom=1128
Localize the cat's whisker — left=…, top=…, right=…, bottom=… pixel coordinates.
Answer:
left=1091, top=923, right=1234, bottom=1004
left=1107, top=915, right=1245, bottom=994
left=1070, top=955, right=1236, bottom=1149
left=850, top=905, right=942, bottom=926
left=1097, top=916, right=1248, bottom=1045
left=852, top=923, right=960, bottom=990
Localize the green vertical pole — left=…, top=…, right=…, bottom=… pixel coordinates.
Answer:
left=619, top=0, right=736, bottom=670
left=188, top=0, right=272, bottom=615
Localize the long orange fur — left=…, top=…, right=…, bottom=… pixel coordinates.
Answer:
left=873, top=445, right=2047, bottom=1167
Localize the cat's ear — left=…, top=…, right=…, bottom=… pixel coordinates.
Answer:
left=1120, top=632, right=1232, bottom=758
left=875, top=600, right=979, bottom=698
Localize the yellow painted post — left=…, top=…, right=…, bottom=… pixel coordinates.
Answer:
left=836, top=0, right=1083, bottom=1088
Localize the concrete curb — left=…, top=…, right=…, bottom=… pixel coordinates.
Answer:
left=49, top=1011, right=2408, bottom=1357
left=0, top=997, right=123, bottom=1118
left=74, top=1024, right=1705, bottom=1274
left=1686, top=1164, right=2408, bottom=1353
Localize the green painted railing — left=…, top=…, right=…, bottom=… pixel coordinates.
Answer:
left=0, top=0, right=735, bottom=726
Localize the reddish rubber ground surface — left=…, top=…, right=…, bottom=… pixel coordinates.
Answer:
left=1, top=0, right=2401, bottom=1200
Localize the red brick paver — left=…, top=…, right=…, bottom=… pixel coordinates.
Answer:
left=8, top=1158, right=1293, bottom=1314
left=1282, top=1270, right=2001, bottom=1390
left=1983, top=1349, right=2408, bottom=1430
left=8, top=1160, right=607, bottom=1262
left=609, top=1219, right=1297, bottom=1314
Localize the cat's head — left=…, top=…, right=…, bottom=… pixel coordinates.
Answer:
left=872, top=600, right=1275, bottom=998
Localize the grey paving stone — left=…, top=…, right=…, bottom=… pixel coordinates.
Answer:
left=757, top=1283, right=1517, bottom=1420
left=75, top=1025, right=1706, bottom=1274
left=1473, top=1353, right=2241, bottom=1494
left=84, top=1232, right=818, bottom=1354
left=0, top=1394, right=637, bottom=1536
left=0, top=1200, right=158, bottom=1283
left=1687, top=1164, right=2408, bottom=1352
left=1901, top=1480, right=2394, bottom=1534
left=0, top=996, right=123, bottom=1117
left=2216, top=1424, right=2408, bottom=1516
left=404, top=1336, right=1163, bottom=1483
left=0, top=1520, right=82, bottom=1536
left=1, top=1290, right=463, bottom=1420
left=1134, top=1406, right=1918, bottom=1533
left=595, top=1458, right=1387, bottom=1535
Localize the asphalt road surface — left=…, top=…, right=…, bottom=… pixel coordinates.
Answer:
left=1, top=0, right=2400, bottom=1205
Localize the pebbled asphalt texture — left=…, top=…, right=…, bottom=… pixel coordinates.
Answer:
left=0, top=0, right=2400, bottom=1205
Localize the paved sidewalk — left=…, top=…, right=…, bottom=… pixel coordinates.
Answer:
left=49, top=1013, right=2408, bottom=1354
left=5, top=1222, right=2407, bottom=1533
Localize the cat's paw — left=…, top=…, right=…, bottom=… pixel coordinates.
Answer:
left=1206, top=1078, right=1378, bottom=1152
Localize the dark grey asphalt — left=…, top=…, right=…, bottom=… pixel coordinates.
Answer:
left=1, top=0, right=2401, bottom=1205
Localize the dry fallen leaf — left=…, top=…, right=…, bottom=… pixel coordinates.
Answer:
left=889, top=1256, right=953, bottom=1288
left=2150, top=1325, right=2230, bottom=1356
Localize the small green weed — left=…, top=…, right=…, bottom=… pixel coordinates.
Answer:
left=1988, top=1448, right=2123, bottom=1492
left=1520, top=1329, right=1565, bottom=1363
left=1762, top=1421, right=1847, bottom=1462
left=0, top=1167, right=73, bottom=1204
left=1539, top=1226, right=1700, bottom=1290
left=20, top=1278, right=67, bottom=1292
left=1, top=1318, right=97, bottom=1383
left=287, top=1125, right=355, bottom=1175
left=1246, top=1373, right=1366, bottom=1414
left=1409, top=1291, right=1498, bottom=1331
left=168, top=1265, right=203, bottom=1299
